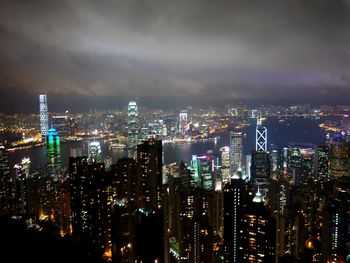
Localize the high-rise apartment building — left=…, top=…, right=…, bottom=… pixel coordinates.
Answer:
left=69, top=157, right=108, bottom=256
left=136, top=139, right=163, bottom=209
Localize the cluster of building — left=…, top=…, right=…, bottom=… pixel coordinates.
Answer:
left=1, top=96, right=350, bottom=262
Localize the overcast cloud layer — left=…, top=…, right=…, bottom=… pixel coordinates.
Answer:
left=0, top=0, right=350, bottom=112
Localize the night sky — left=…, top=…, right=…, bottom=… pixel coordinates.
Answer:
left=0, top=0, right=350, bottom=113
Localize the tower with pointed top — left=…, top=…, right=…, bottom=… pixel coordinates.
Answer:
left=256, top=112, right=267, bottom=152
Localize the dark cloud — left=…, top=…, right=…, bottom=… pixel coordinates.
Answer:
left=0, top=0, right=350, bottom=112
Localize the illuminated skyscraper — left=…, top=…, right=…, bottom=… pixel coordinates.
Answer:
left=322, top=177, right=350, bottom=262
left=328, top=138, right=350, bottom=178
left=127, top=101, right=139, bottom=148
left=0, top=145, right=12, bottom=214
left=256, top=113, right=267, bottom=152
left=316, top=145, right=329, bottom=180
left=179, top=188, right=214, bottom=263
left=251, top=150, right=272, bottom=185
left=220, top=146, right=230, bottom=183
left=39, top=94, right=49, bottom=137
left=88, top=141, right=102, bottom=163
left=110, top=158, right=137, bottom=200
left=223, top=176, right=247, bottom=263
left=179, top=110, right=189, bottom=134
left=46, top=128, right=61, bottom=180
left=136, top=139, right=163, bottom=209
left=230, top=131, right=243, bottom=174
left=242, top=190, right=276, bottom=262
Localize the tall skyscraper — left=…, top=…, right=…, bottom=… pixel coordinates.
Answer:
left=39, top=94, right=49, bottom=137
left=69, top=157, right=108, bottom=256
left=127, top=101, right=139, bottom=149
left=14, top=163, right=28, bottom=215
left=46, top=128, right=61, bottom=180
left=179, top=110, right=189, bottom=134
left=88, top=141, right=102, bottom=163
left=223, top=176, right=247, bottom=263
left=136, top=139, right=163, bottom=209
left=250, top=150, right=272, bottom=185
left=322, top=177, right=350, bottom=262
left=328, top=138, right=350, bottom=178
left=110, top=158, right=137, bottom=200
left=230, top=131, right=243, bottom=174
left=256, top=113, right=267, bottom=152
left=178, top=188, right=214, bottom=263
left=316, top=144, right=329, bottom=180
left=220, top=146, right=230, bottom=183
left=0, top=145, right=12, bottom=214
left=242, top=190, right=276, bottom=262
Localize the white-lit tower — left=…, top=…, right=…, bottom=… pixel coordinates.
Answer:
left=88, top=141, right=102, bottom=163
left=220, top=146, right=230, bottom=183
left=230, top=131, right=243, bottom=174
left=256, top=112, right=267, bottom=152
left=127, top=101, right=139, bottom=148
left=179, top=110, right=189, bottom=134
left=39, top=94, right=49, bottom=137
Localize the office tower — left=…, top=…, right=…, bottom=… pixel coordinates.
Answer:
left=51, top=115, right=69, bottom=135
left=223, top=176, right=248, bottom=263
left=179, top=110, right=189, bottom=134
left=197, top=155, right=216, bottom=190
left=0, top=145, right=12, bottom=214
left=250, top=150, right=272, bottom=185
left=315, top=144, right=329, bottom=180
left=88, top=141, right=102, bottom=163
left=230, top=131, right=243, bottom=174
left=69, top=157, right=108, bottom=256
left=328, top=138, right=350, bottom=178
left=178, top=188, right=214, bottom=263
left=256, top=113, right=267, bottom=152
left=127, top=101, right=139, bottom=148
left=220, top=146, right=230, bottom=183
left=46, top=128, right=61, bottom=180
left=242, top=190, right=276, bottom=262
left=136, top=139, right=163, bottom=209
left=189, top=154, right=219, bottom=190
left=39, top=94, right=49, bottom=137
left=14, top=163, right=28, bottom=215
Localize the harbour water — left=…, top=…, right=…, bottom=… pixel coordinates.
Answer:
left=7, top=117, right=329, bottom=172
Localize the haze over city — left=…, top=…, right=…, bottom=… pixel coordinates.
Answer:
left=2, top=2, right=350, bottom=263
left=1, top=0, right=350, bottom=112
